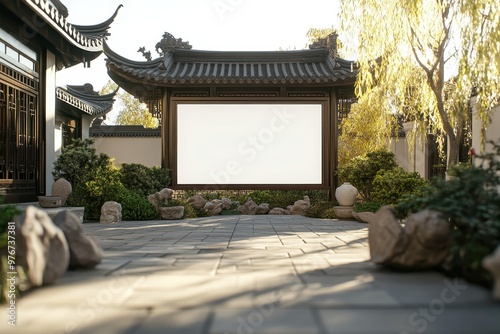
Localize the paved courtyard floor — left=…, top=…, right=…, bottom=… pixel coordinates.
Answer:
left=2, top=215, right=499, bottom=334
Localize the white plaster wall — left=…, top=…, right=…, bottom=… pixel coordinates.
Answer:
left=45, top=50, right=57, bottom=195
left=92, top=137, right=161, bottom=167
left=81, top=115, right=93, bottom=139
left=388, top=138, right=427, bottom=178
left=472, top=100, right=500, bottom=159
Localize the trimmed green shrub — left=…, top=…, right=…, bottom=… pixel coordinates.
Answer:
left=239, top=190, right=330, bottom=209
left=354, top=202, right=383, bottom=213
left=394, top=140, right=500, bottom=286
left=120, top=163, right=170, bottom=197
left=68, top=167, right=159, bottom=221
left=337, top=149, right=397, bottom=201
left=52, top=138, right=113, bottom=189
left=371, top=167, right=428, bottom=205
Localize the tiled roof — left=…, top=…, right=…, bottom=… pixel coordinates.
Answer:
left=104, top=42, right=358, bottom=87
left=90, top=125, right=161, bottom=137
left=23, top=0, right=122, bottom=52
left=56, top=84, right=117, bottom=116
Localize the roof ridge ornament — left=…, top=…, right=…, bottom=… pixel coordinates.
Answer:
left=155, top=32, right=192, bottom=56
left=309, top=32, right=339, bottom=58
left=138, top=47, right=152, bottom=61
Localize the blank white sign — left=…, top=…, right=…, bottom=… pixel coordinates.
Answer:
left=176, top=103, right=323, bottom=185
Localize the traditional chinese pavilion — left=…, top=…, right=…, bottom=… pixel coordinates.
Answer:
left=105, top=32, right=358, bottom=196
left=0, top=0, right=120, bottom=202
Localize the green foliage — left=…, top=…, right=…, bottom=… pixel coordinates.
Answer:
left=115, top=188, right=159, bottom=221
left=0, top=198, right=20, bottom=234
left=101, top=80, right=159, bottom=128
left=338, top=150, right=397, bottom=201
left=339, top=0, right=500, bottom=168
left=321, top=208, right=338, bottom=219
left=354, top=202, right=383, bottom=213
left=395, top=140, right=500, bottom=285
left=305, top=201, right=337, bottom=219
left=371, top=167, right=428, bottom=205
left=239, top=190, right=330, bottom=209
left=68, top=166, right=158, bottom=221
left=119, top=164, right=170, bottom=197
left=52, top=138, right=113, bottom=189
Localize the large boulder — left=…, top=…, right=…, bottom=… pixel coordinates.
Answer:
left=159, top=206, right=184, bottom=220
left=51, top=178, right=72, bottom=205
left=52, top=211, right=103, bottom=269
left=100, top=201, right=122, bottom=224
left=14, top=206, right=70, bottom=287
left=187, top=194, right=207, bottom=210
left=289, top=196, right=311, bottom=215
left=369, top=206, right=452, bottom=269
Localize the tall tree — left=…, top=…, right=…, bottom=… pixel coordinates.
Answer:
left=339, top=0, right=500, bottom=170
left=100, top=80, right=159, bottom=128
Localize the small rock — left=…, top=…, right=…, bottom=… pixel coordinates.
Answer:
left=221, top=198, right=233, bottom=210
left=51, top=178, right=72, bottom=205
left=100, top=201, right=122, bottom=224
left=52, top=211, right=103, bottom=269
left=289, top=196, right=311, bottom=215
left=187, top=194, right=207, bottom=210
left=148, top=188, right=174, bottom=208
left=14, top=206, right=70, bottom=287
left=204, top=200, right=223, bottom=216
left=483, top=245, right=500, bottom=301
left=352, top=211, right=375, bottom=223
left=159, top=206, right=184, bottom=220
left=268, top=207, right=291, bottom=215
left=255, top=203, right=270, bottom=215
left=238, top=197, right=259, bottom=215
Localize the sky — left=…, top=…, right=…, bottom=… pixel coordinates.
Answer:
left=56, top=0, right=343, bottom=96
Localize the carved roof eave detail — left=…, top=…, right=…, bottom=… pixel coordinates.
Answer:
left=56, top=85, right=118, bottom=116
left=23, top=0, right=122, bottom=52
left=104, top=42, right=358, bottom=89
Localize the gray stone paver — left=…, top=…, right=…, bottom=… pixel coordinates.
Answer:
left=2, top=215, right=499, bottom=334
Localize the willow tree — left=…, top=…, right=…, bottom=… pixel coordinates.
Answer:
left=100, top=80, right=159, bottom=128
left=339, top=0, right=500, bottom=169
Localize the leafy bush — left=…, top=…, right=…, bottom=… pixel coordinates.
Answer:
left=394, top=140, right=500, bottom=286
left=68, top=167, right=158, bottom=221
left=52, top=138, right=113, bottom=189
left=371, top=167, right=428, bottom=205
left=337, top=149, right=397, bottom=201
left=120, top=164, right=170, bottom=197
left=115, top=188, right=159, bottom=220
left=239, top=190, right=330, bottom=209
left=354, top=202, right=383, bottom=213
